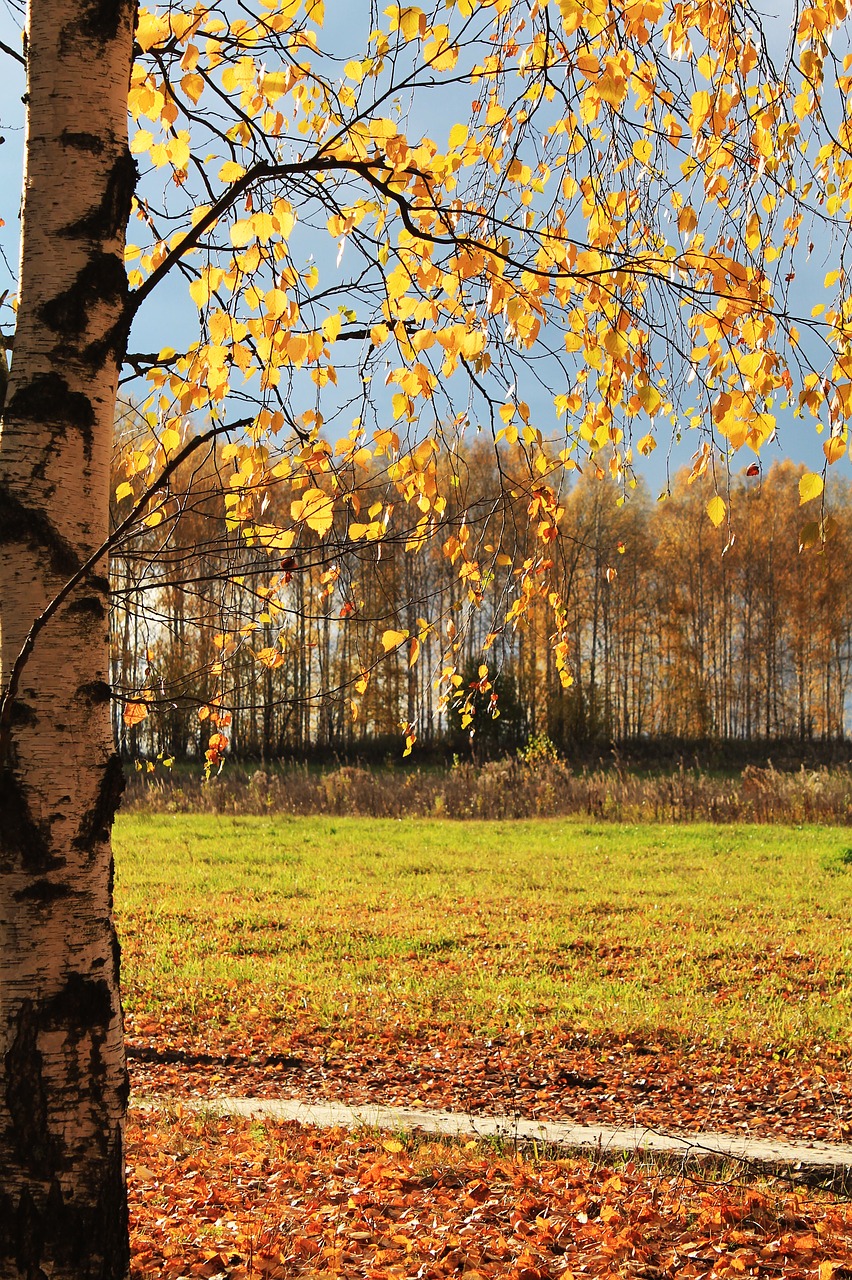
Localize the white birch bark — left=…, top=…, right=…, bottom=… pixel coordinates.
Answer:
left=0, top=0, right=136, bottom=1275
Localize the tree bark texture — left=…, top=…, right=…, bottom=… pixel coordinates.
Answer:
left=0, top=1, right=136, bottom=1275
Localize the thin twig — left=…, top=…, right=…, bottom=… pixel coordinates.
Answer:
left=0, top=416, right=251, bottom=763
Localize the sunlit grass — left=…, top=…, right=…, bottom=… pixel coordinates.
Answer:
left=114, top=815, right=852, bottom=1050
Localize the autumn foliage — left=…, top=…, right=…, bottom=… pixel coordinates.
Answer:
left=111, top=0, right=852, bottom=762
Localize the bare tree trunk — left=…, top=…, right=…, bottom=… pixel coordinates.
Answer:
left=0, top=0, right=136, bottom=1275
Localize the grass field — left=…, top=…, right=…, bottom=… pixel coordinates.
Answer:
left=114, top=815, right=852, bottom=1052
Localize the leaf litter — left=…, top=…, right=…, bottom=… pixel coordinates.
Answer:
left=129, top=1109, right=852, bottom=1280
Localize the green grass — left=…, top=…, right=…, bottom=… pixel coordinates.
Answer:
left=113, top=815, right=852, bottom=1050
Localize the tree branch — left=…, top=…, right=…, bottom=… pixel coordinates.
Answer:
left=0, top=416, right=251, bottom=763
left=0, top=38, right=25, bottom=67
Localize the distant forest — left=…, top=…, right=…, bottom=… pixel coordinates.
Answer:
left=110, top=449, right=852, bottom=762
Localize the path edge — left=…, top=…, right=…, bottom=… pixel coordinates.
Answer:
left=132, top=1096, right=852, bottom=1187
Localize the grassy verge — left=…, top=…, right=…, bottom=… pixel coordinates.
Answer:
left=122, top=759, right=852, bottom=824
left=115, top=815, right=852, bottom=1053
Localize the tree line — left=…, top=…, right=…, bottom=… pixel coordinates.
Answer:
left=110, top=449, right=852, bottom=763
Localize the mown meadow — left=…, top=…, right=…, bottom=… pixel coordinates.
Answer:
left=116, top=814, right=852, bottom=1052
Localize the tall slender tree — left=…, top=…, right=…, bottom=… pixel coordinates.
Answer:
left=0, top=1, right=136, bottom=1274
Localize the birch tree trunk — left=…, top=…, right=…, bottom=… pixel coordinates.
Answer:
left=0, top=0, right=136, bottom=1275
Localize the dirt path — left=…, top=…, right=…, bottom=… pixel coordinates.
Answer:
left=133, top=1094, right=852, bottom=1177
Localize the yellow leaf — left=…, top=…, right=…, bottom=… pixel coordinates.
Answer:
left=381, top=628, right=409, bottom=651
left=383, top=1138, right=404, bottom=1153
left=123, top=701, right=148, bottom=727
left=272, top=201, right=297, bottom=239
left=181, top=73, right=204, bottom=104
left=161, top=427, right=181, bottom=453
left=230, top=219, right=255, bottom=247
left=115, top=481, right=133, bottom=502
left=252, top=211, right=275, bottom=242
left=255, top=647, right=285, bottom=669
left=824, top=437, right=845, bottom=464
left=254, top=525, right=295, bottom=551
left=706, top=495, right=726, bottom=527
left=632, top=138, right=652, bottom=165
left=322, top=313, right=342, bottom=342
left=678, top=206, right=698, bottom=235
left=189, top=276, right=209, bottom=308
left=399, top=6, right=425, bottom=40
left=348, top=521, right=382, bottom=541
left=370, top=117, right=397, bottom=141
left=799, top=520, right=821, bottom=551
left=262, top=70, right=290, bottom=99
left=799, top=472, right=824, bottom=504
left=575, top=52, right=599, bottom=78
left=264, top=288, right=288, bottom=319
left=292, top=488, right=334, bottom=538
left=135, top=10, right=168, bottom=51
left=448, top=122, right=468, bottom=150
left=392, top=393, right=411, bottom=420
left=597, top=72, right=626, bottom=107
left=219, top=160, right=246, bottom=183
left=130, top=129, right=153, bottom=155
left=167, top=132, right=190, bottom=171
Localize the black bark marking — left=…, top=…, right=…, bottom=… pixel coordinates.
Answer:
left=89, top=573, right=111, bottom=596
left=4, top=1001, right=53, bottom=1177
left=64, top=150, right=137, bottom=248
left=5, top=369, right=95, bottom=432
left=73, top=753, right=125, bottom=852
left=39, top=252, right=127, bottom=340
left=60, top=129, right=105, bottom=154
left=9, top=699, right=37, bottom=726
left=80, top=0, right=133, bottom=43
left=77, top=680, right=112, bottom=705
left=97, top=1124, right=130, bottom=1280
left=0, top=1183, right=46, bottom=1280
left=13, top=878, right=74, bottom=904
left=67, top=595, right=107, bottom=620
left=0, top=768, right=58, bottom=873
left=43, top=974, right=114, bottom=1036
left=0, top=981, right=127, bottom=1273
left=0, top=479, right=81, bottom=577
left=0, top=1146, right=128, bottom=1279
